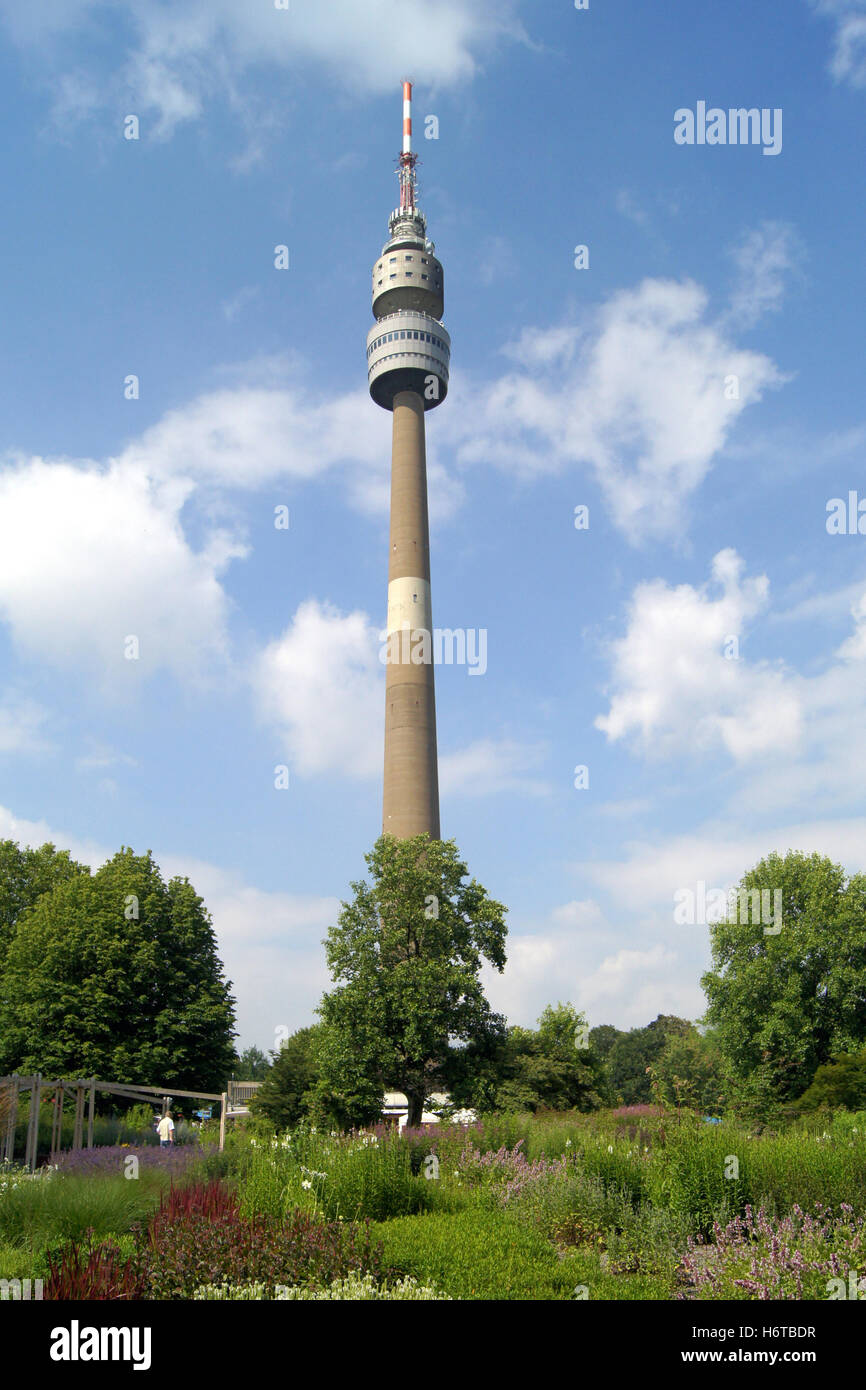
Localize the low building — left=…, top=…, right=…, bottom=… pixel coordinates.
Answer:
left=381, top=1091, right=476, bottom=1129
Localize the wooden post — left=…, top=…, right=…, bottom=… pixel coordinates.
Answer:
left=87, top=1079, right=95, bottom=1149
left=50, top=1084, right=63, bottom=1163
left=219, top=1092, right=228, bottom=1152
left=2, top=1075, right=19, bottom=1164
left=73, top=1086, right=85, bottom=1151
left=25, top=1075, right=41, bottom=1173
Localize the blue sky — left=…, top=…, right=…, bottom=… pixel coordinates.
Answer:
left=1, top=0, right=865, bottom=1053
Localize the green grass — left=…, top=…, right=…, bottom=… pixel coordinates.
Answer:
left=0, top=1172, right=168, bottom=1257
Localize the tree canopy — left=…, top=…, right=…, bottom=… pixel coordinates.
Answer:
left=481, top=1003, right=606, bottom=1113
left=0, top=839, right=89, bottom=974
left=316, top=834, right=507, bottom=1128
left=0, top=846, right=236, bottom=1091
left=251, top=1025, right=323, bottom=1130
left=701, top=850, right=866, bottom=1103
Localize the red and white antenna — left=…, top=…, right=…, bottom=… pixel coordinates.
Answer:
left=402, top=79, right=413, bottom=155
left=398, top=78, right=418, bottom=216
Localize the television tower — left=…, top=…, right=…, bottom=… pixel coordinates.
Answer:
left=367, top=81, right=450, bottom=841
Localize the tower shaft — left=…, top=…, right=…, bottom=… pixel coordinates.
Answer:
left=383, top=390, right=440, bottom=838
left=367, top=80, right=450, bottom=842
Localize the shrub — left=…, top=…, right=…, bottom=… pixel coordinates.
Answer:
left=54, top=1144, right=207, bottom=1180
left=372, top=1207, right=587, bottom=1300
left=44, top=1232, right=147, bottom=1300
left=138, top=1179, right=387, bottom=1299
left=678, top=1203, right=866, bottom=1300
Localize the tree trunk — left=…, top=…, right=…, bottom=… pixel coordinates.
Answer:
left=406, top=1090, right=425, bottom=1128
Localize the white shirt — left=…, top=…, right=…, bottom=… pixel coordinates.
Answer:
left=157, top=1116, right=175, bottom=1141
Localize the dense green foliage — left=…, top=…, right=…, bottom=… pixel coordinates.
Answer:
left=317, top=834, right=507, bottom=1127
left=795, top=1048, right=866, bottom=1112
left=702, top=850, right=866, bottom=1104
left=251, top=1026, right=322, bottom=1130
left=0, top=846, right=236, bottom=1091
left=480, top=1003, right=607, bottom=1112
left=0, top=840, right=89, bottom=975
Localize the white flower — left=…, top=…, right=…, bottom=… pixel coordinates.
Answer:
left=565, top=1139, right=571, bottom=1148
left=607, top=1145, right=613, bottom=1154
left=301, top=1180, right=312, bottom=1190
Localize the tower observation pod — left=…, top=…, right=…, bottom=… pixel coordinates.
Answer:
left=368, top=81, right=449, bottom=840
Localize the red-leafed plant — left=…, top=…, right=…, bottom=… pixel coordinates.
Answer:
left=44, top=1231, right=147, bottom=1300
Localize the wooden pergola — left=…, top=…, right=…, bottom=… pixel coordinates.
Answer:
left=0, top=1074, right=228, bottom=1171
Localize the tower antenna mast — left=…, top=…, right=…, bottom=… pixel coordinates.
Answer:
left=399, top=78, right=418, bottom=215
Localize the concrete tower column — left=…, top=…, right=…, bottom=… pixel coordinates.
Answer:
left=383, top=390, right=440, bottom=839
left=366, top=81, right=450, bottom=843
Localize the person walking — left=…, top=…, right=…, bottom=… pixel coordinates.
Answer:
left=157, top=1110, right=175, bottom=1148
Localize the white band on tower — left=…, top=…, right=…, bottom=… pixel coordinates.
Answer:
left=403, top=80, right=413, bottom=154
left=387, top=576, right=431, bottom=635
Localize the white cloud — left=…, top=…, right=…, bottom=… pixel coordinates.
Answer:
left=596, top=548, right=803, bottom=760
left=254, top=599, right=383, bottom=779
left=594, top=547, right=866, bottom=817
left=0, top=0, right=527, bottom=136
left=581, top=818, right=866, bottom=919
left=220, top=286, right=260, bottom=323
left=158, top=855, right=337, bottom=1048
left=439, top=737, right=549, bottom=797
left=121, top=385, right=380, bottom=490
left=482, top=897, right=703, bottom=1030
left=0, top=804, right=109, bottom=870
left=120, top=380, right=463, bottom=524
left=0, top=696, right=53, bottom=755
left=811, top=1, right=866, bottom=88
left=615, top=189, right=649, bottom=227
left=446, top=278, right=784, bottom=541
left=0, top=457, right=244, bottom=686
left=725, top=222, right=803, bottom=329
left=74, top=738, right=138, bottom=773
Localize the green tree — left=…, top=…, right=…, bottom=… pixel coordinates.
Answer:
left=654, top=1026, right=728, bottom=1113
left=605, top=1016, right=695, bottom=1105
left=232, top=1045, right=271, bottom=1081
left=317, top=834, right=507, bottom=1128
left=251, top=1025, right=323, bottom=1129
left=485, top=1003, right=605, bottom=1113
left=588, top=1024, right=621, bottom=1063
left=0, top=847, right=236, bottom=1090
left=0, top=840, right=90, bottom=974
left=701, top=851, right=866, bottom=1104
left=794, top=1049, right=866, bottom=1112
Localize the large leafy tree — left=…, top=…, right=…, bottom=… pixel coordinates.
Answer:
left=653, top=1026, right=728, bottom=1113
left=603, top=1015, right=695, bottom=1105
left=0, top=847, right=236, bottom=1091
left=0, top=840, right=90, bottom=974
left=483, top=1004, right=606, bottom=1113
left=701, top=850, right=866, bottom=1104
left=251, top=1025, right=323, bottom=1130
left=317, top=834, right=507, bottom=1128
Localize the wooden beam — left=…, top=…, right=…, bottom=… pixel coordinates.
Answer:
left=87, top=1079, right=95, bottom=1149
left=73, top=1086, right=85, bottom=1151
left=219, top=1093, right=227, bottom=1152
left=2, top=1075, right=19, bottom=1164
left=25, top=1074, right=41, bottom=1172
